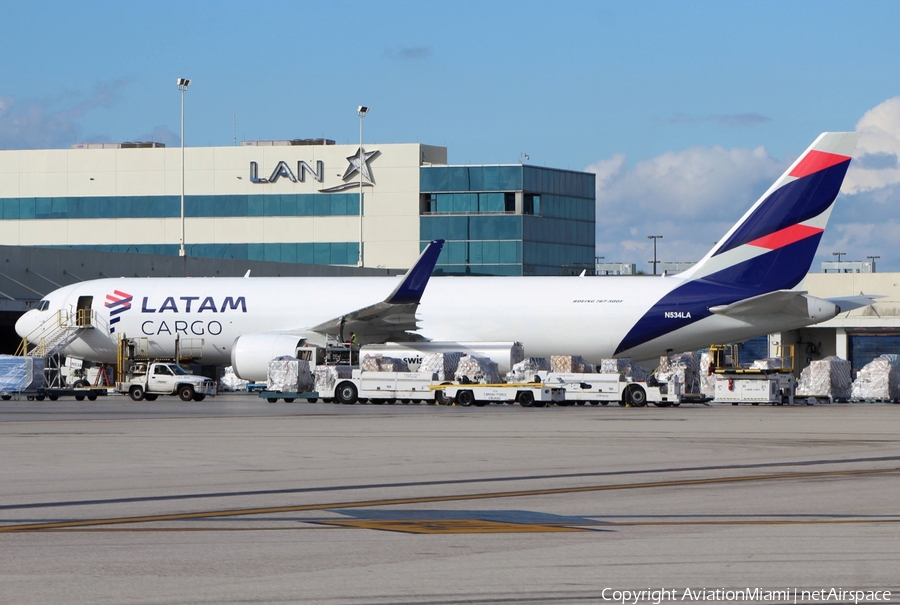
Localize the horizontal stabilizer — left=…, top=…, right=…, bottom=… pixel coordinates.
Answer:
left=825, top=294, right=883, bottom=313
left=709, top=290, right=813, bottom=317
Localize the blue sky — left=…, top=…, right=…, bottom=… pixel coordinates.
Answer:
left=2, top=0, right=900, bottom=271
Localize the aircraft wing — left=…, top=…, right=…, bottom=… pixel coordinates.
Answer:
left=308, top=239, right=444, bottom=344
left=709, top=290, right=815, bottom=318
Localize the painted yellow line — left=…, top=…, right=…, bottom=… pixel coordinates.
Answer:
left=1, top=467, right=896, bottom=533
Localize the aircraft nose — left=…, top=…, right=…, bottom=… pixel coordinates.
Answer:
left=15, top=310, right=37, bottom=340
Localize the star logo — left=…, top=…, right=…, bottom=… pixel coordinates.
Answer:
left=341, top=146, right=380, bottom=184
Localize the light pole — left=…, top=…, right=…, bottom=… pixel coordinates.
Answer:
left=832, top=251, right=846, bottom=272
left=357, top=105, right=369, bottom=267
left=867, top=255, right=880, bottom=273
left=648, top=235, right=662, bottom=275
left=177, top=78, right=191, bottom=258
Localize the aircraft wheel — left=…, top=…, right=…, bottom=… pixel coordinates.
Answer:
left=144, top=394, right=158, bottom=401
left=335, top=381, right=358, bottom=405
left=130, top=386, right=145, bottom=402
left=455, top=390, right=475, bottom=407
left=178, top=385, right=195, bottom=402
left=517, top=391, right=535, bottom=407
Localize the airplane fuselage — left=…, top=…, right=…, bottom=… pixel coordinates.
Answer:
left=15, top=274, right=835, bottom=367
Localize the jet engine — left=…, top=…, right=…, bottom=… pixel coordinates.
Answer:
left=231, top=333, right=304, bottom=381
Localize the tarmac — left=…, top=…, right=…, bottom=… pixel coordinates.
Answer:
left=1, top=394, right=899, bottom=604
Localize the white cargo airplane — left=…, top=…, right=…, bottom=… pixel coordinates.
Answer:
left=16, top=132, right=871, bottom=381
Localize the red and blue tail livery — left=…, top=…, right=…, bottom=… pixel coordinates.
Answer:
left=616, top=132, right=859, bottom=355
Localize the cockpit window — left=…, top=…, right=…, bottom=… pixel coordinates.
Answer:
left=36, top=300, right=50, bottom=311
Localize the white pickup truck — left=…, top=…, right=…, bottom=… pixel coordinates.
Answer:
left=117, top=362, right=217, bottom=402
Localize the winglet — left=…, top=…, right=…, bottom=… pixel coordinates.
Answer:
left=385, top=239, right=445, bottom=305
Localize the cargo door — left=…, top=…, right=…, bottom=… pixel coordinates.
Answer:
left=76, top=296, right=93, bottom=327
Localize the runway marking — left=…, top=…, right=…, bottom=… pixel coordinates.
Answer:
left=1, top=467, right=896, bottom=533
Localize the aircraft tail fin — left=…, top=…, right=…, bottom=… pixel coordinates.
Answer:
left=615, top=133, right=858, bottom=355
left=679, top=132, right=858, bottom=291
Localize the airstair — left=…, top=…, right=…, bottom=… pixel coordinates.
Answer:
left=17, top=309, right=95, bottom=358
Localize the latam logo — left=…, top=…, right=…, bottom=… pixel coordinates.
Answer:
left=105, top=290, right=134, bottom=333
left=665, top=311, right=692, bottom=319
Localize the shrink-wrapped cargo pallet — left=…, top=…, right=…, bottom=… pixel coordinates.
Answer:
left=420, top=352, right=463, bottom=381
left=218, top=366, right=249, bottom=392
left=314, top=365, right=354, bottom=396
left=455, top=354, right=501, bottom=384
left=0, top=356, right=44, bottom=392
left=850, top=354, right=900, bottom=401
left=698, top=352, right=717, bottom=397
left=360, top=355, right=410, bottom=373
left=657, top=352, right=701, bottom=394
left=600, top=358, right=648, bottom=382
left=267, top=357, right=314, bottom=393
left=550, top=355, right=596, bottom=374
left=796, top=356, right=851, bottom=400
left=506, top=357, right=550, bottom=382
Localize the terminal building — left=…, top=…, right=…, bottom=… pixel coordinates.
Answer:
left=0, top=140, right=596, bottom=276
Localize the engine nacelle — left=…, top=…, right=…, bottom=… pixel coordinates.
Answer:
left=231, top=333, right=304, bottom=381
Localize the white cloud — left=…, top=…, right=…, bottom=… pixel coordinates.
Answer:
left=0, top=79, right=128, bottom=150
left=585, top=142, right=787, bottom=270
left=586, top=97, right=900, bottom=272
left=843, top=96, right=900, bottom=194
